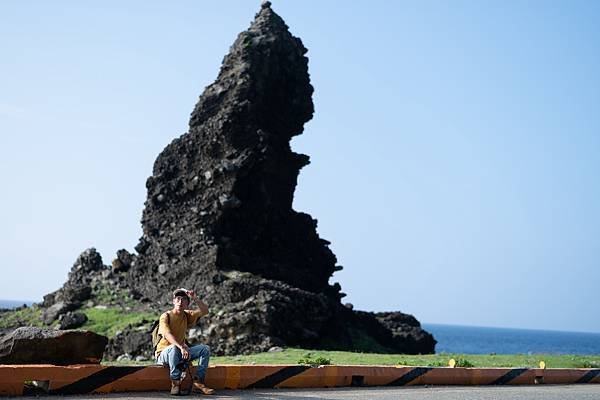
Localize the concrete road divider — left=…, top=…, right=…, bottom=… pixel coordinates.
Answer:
left=0, top=364, right=598, bottom=396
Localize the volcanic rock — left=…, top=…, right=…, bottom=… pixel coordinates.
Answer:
left=116, top=2, right=434, bottom=355
left=58, top=311, right=88, bottom=330
left=112, top=249, right=134, bottom=273
left=125, top=1, right=332, bottom=302
left=41, top=301, right=77, bottom=324
left=0, top=327, right=108, bottom=365
left=42, top=248, right=106, bottom=310
left=105, top=325, right=152, bottom=361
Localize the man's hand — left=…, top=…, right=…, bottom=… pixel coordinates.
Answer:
left=179, top=344, right=190, bottom=360
left=186, top=290, right=198, bottom=302
left=186, top=289, right=209, bottom=315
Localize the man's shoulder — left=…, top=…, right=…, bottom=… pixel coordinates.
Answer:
left=160, top=311, right=171, bottom=321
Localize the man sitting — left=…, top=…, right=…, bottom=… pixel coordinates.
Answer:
left=155, top=288, right=215, bottom=395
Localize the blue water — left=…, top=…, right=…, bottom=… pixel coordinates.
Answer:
left=0, top=299, right=35, bottom=309
left=424, top=323, right=600, bottom=355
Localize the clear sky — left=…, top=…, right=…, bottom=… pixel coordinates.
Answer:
left=1, top=1, right=599, bottom=333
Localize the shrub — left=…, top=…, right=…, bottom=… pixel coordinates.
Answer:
left=298, top=354, right=332, bottom=366
left=579, top=361, right=600, bottom=368
left=454, top=357, right=475, bottom=368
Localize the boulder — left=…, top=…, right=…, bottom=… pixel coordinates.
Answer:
left=105, top=325, right=152, bottom=361
left=0, top=327, right=108, bottom=365
left=41, top=301, right=77, bottom=324
left=112, top=249, right=134, bottom=273
left=42, top=248, right=107, bottom=309
left=58, top=311, right=88, bottom=330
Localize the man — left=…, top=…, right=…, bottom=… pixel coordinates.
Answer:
left=155, top=288, right=215, bottom=395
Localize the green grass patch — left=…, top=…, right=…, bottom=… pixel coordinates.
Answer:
left=210, top=348, right=600, bottom=368
left=91, top=283, right=138, bottom=308
left=81, top=307, right=156, bottom=337
left=104, top=348, right=600, bottom=368
left=0, top=306, right=44, bottom=329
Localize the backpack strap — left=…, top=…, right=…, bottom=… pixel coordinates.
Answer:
left=153, top=312, right=171, bottom=356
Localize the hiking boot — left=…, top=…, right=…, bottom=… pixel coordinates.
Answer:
left=193, top=379, right=215, bottom=395
left=170, top=379, right=181, bottom=396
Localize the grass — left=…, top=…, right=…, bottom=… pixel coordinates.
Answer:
left=80, top=307, right=156, bottom=338
left=0, top=305, right=44, bottom=329
left=208, top=348, right=600, bottom=369
left=106, top=348, right=600, bottom=368
left=91, top=283, right=139, bottom=308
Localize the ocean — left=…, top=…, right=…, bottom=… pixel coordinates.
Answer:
left=0, top=299, right=35, bottom=309
left=424, top=323, right=600, bottom=355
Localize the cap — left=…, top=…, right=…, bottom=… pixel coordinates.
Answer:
left=173, top=288, right=190, bottom=299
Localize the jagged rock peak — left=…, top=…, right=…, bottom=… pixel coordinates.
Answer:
left=189, top=1, right=313, bottom=139
left=251, top=1, right=288, bottom=34
left=125, top=2, right=334, bottom=301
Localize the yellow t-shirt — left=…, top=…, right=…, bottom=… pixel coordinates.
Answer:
left=155, top=309, right=206, bottom=357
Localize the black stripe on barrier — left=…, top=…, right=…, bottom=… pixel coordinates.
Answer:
left=576, top=369, right=600, bottom=383
left=49, top=366, right=145, bottom=395
left=491, top=368, right=528, bottom=385
left=247, top=365, right=311, bottom=388
left=387, top=367, right=433, bottom=386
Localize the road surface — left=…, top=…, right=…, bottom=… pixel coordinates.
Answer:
left=23, top=385, right=600, bottom=399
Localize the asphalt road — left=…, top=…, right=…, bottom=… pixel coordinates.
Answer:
left=23, top=385, right=600, bottom=399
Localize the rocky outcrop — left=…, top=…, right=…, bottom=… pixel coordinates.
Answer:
left=42, top=248, right=105, bottom=311
left=0, top=327, right=107, bottom=365
left=118, top=1, right=435, bottom=355
left=125, top=1, right=335, bottom=304
left=37, top=247, right=145, bottom=327
left=2, top=2, right=436, bottom=357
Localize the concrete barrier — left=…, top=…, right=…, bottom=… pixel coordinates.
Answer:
left=0, top=364, right=598, bottom=396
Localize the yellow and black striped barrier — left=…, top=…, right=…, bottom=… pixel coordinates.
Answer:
left=0, top=364, right=599, bottom=396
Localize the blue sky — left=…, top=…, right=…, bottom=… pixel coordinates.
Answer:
left=1, top=1, right=599, bottom=333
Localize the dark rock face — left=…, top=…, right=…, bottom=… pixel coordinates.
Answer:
left=126, top=2, right=336, bottom=302
left=119, top=2, right=435, bottom=355
left=105, top=325, right=152, bottom=361
left=112, top=249, right=134, bottom=273
left=58, top=311, right=88, bottom=330
left=0, top=327, right=107, bottom=365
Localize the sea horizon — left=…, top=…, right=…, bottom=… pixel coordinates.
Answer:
left=423, top=323, right=600, bottom=355
left=424, top=321, right=600, bottom=336
left=0, top=299, right=35, bottom=309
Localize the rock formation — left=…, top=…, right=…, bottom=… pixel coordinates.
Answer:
left=122, top=1, right=434, bottom=355
left=0, top=327, right=107, bottom=365
left=127, top=1, right=333, bottom=302
left=1, top=2, right=435, bottom=358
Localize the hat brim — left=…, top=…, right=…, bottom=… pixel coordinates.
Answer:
left=173, top=289, right=190, bottom=298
